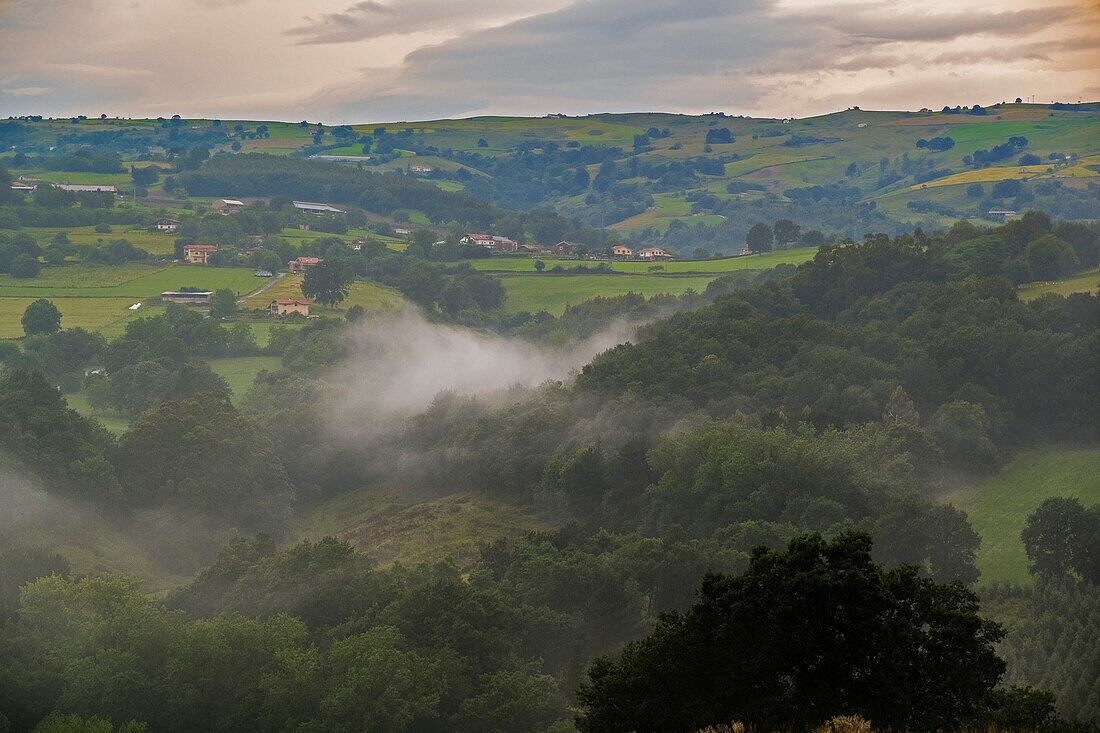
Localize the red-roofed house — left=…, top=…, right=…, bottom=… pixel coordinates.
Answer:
left=288, top=256, right=322, bottom=274
left=183, top=244, right=218, bottom=264
left=270, top=299, right=310, bottom=316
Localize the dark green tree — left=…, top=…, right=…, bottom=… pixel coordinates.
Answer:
left=576, top=532, right=1006, bottom=732
left=745, top=222, right=773, bottom=252
left=11, top=254, right=41, bottom=279
left=21, top=298, right=62, bottom=336
left=209, top=288, right=237, bottom=319
left=301, top=258, right=354, bottom=308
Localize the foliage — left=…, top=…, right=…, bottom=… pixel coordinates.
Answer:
left=21, top=299, right=62, bottom=336
left=576, top=532, right=1006, bottom=732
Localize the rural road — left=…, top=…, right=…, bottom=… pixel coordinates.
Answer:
left=238, top=271, right=287, bottom=305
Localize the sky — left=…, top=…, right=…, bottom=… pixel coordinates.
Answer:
left=0, top=0, right=1097, bottom=124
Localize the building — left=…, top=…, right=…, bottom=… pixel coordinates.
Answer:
left=55, top=183, right=117, bottom=193
left=611, top=245, right=634, bottom=259
left=155, top=217, right=180, bottom=232
left=740, top=243, right=754, bottom=256
left=637, top=247, right=672, bottom=261
left=519, top=244, right=543, bottom=254
left=988, top=209, right=1017, bottom=219
left=293, top=201, right=344, bottom=216
left=182, top=244, right=218, bottom=264
left=10, top=183, right=35, bottom=192
left=409, top=165, right=432, bottom=173
left=212, top=198, right=245, bottom=214
left=288, top=256, right=322, bottom=274
left=393, top=228, right=411, bottom=236
left=461, top=233, right=519, bottom=252
left=161, top=290, right=213, bottom=305
left=556, top=241, right=581, bottom=256
left=270, top=299, right=310, bottom=316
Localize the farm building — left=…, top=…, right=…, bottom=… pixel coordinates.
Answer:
left=519, top=244, right=543, bottom=254
left=740, top=243, right=753, bottom=256
left=55, top=183, right=117, bottom=193
left=212, top=198, right=245, bottom=214
left=293, top=201, right=344, bottom=215
left=637, top=247, right=672, bottom=261
left=155, top=218, right=180, bottom=232
left=182, top=244, right=218, bottom=264
left=161, top=291, right=213, bottom=305
left=556, top=241, right=581, bottom=256
left=270, top=299, right=310, bottom=316
left=611, top=245, right=634, bottom=258
left=288, top=256, right=322, bottom=274
left=9, top=183, right=35, bottom=192
left=988, top=209, right=1018, bottom=219
left=462, top=233, right=519, bottom=252
left=393, top=228, right=411, bottom=235
left=409, top=165, right=433, bottom=173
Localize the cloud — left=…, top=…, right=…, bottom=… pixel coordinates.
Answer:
left=1, top=86, right=50, bottom=96
left=828, top=5, right=1078, bottom=42
left=286, top=0, right=561, bottom=44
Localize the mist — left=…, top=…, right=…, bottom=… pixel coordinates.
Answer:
left=325, top=307, right=639, bottom=440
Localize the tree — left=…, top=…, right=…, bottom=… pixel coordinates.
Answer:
left=967, top=183, right=984, bottom=197
left=131, top=165, right=158, bottom=185
left=1021, top=497, right=1099, bottom=582
left=21, top=299, right=62, bottom=336
left=11, top=254, right=41, bottom=279
left=533, top=259, right=545, bottom=272
left=745, top=222, right=773, bottom=253
left=477, top=138, right=488, bottom=148
left=576, top=532, right=1006, bottom=732
left=301, top=258, right=354, bottom=308
left=1025, top=234, right=1078, bottom=280
left=345, top=304, right=366, bottom=323
left=883, top=385, right=918, bottom=427
left=773, top=219, right=801, bottom=248
left=209, top=289, right=237, bottom=319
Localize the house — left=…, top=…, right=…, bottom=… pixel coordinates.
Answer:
left=461, top=233, right=518, bottom=252
left=740, top=243, right=754, bottom=256
left=393, top=228, right=411, bottom=235
left=161, top=290, right=213, bottom=305
left=212, top=198, right=245, bottom=214
left=556, top=241, right=581, bottom=256
left=637, top=247, right=672, bottom=261
left=611, top=245, right=633, bottom=258
left=519, top=244, right=543, bottom=254
left=409, top=165, right=432, bottom=174
left=182, top=244, right=218, bottom=264
left=293, top=200, right=344, bottom=216
left=288, top=256, right=322, bottom=274
left=988, top=209, right=1017, bottom=219
left=56, top=183, right=117, bottom=193
left=270, top=299, right=310, bottom=316
left=155, top=217, right=180, bottom=232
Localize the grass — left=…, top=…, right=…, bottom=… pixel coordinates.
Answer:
left=296, top=485, right=549, bottom=573
left=502, top=273, right=718, bottom=315
left=1016, top=267, right=1100, bottom=300
left=240, top=275, right=404, bottom=316
left=7, top=225, right=179, bottom=255
left=467, top=247, right=819, bottom=273
left=63, top=391, right=131, bottom=435
left=0, top=296, right=138, bottom=337
left=207, top=356, right=283, bottom=400
left=0, top=264, right=262, bottom=299
left=944, top=448, right=1100, bottom=586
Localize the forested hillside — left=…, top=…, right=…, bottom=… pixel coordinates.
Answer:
left=2, top=205, right=1098, bottom=729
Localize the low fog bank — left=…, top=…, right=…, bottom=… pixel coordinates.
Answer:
left=326, top=307, right=639, bottom=440
left=1, top=469, right=236, bottom=589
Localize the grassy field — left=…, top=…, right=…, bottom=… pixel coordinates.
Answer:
left=208, top=355, right=283, bottom=399
left=468, top=246, right=819, bottom=273
left=240, top=274, right=404, bottom=317
left=0, top=296, right=138, bottom=337
left=296, top=485, right=549, bottom=573
left=8, top=225, right=179, bottom=255
left=1017, top=267, right=1100, bottom=300
left=63, top=391, right=131, bottom=434
left=502, top=273, right=717, bottom=314
left=944, top=448, right=1100, bottom=586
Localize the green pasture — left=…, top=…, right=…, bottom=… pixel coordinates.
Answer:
left=208, top=355, right=283, bottom=399
left=0, top=296, right=138, bottom=337
left=6, top=225, right=178, bottom=255
left=467, top=246, right=819, bottom=273
left=0, top=264, right=261, bottom=299
left=1017, top=267, right=1100, bottom=300
left=944, top=448, right=1100, bottom=586
left=502, top=273, right=717, bottom=315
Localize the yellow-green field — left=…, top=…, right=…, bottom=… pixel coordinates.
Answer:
left=944, top=448, right=1100, bottom=585
left=0, top=296, right=138, bottom=337
left=468, top=246, right=819, bottom=273
left=10, top=225, right=179, bottom=255
left=1017, top=267, right=1100, bottom=300
left=502, top=273, right=717, bottom=315
left=240, top=274, right=404, bottom=316
left=208, top=355, right=284, bottom=398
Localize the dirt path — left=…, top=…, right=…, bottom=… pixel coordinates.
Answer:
left=238, top=271, right=286, bottom=304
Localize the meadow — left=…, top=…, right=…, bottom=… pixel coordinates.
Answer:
left=944, top=448, right=1100, bottom=586
left=501, top=273, right=717, bottom=314
left=1017, top=267, right=1100, bottom=300
left=467, top=246, right=819, bottom=273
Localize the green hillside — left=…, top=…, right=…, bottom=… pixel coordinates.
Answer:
left=945, top=448, right=1100, bottom=586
